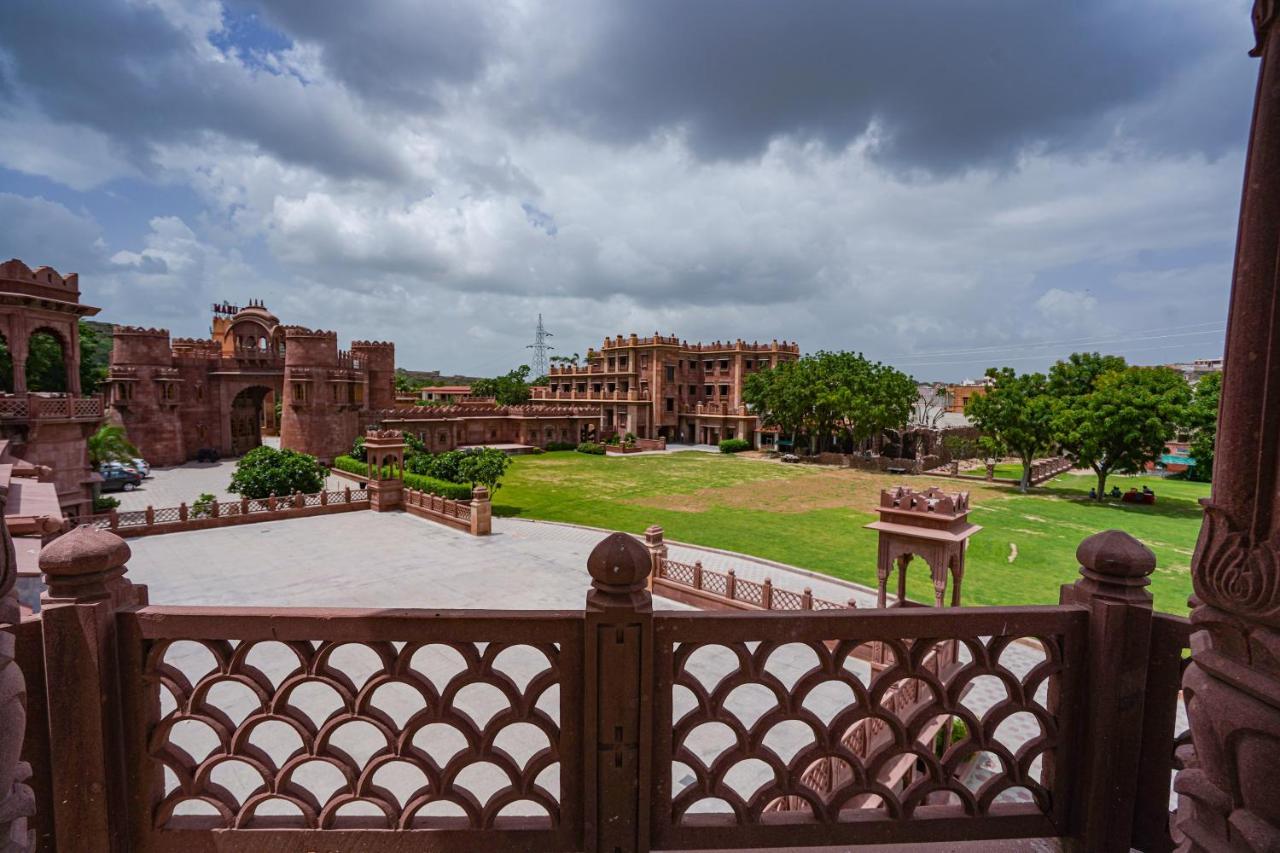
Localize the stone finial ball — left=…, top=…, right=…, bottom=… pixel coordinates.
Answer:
left=1076, top=529, right=1156, bottom=578
left=39, top=524, right=131, bottom=576
left=587, top=532, right=652, bottom=587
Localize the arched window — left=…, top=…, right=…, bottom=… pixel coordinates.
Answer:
left=25, top=328, right=69, bottom=393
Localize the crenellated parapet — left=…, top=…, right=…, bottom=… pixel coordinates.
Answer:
left=282, top=326, right=338, bottom=340
left=112, top=325, right=171, bottom=338
left=0, top=257, right=80, bottom=295
left=879, top=485, right=971, bottom=516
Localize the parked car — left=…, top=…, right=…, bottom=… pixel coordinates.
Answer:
left=99, top=461, right=140, bottom=477
left=100, top=467, right=142, bottom=492
left=130, top=457, right=151, bottom=478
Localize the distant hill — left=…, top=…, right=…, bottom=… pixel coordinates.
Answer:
left=395, top=367, right=484, bottom=387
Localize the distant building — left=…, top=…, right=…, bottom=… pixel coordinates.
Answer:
left=420, top=385, right=473, bottom=403
left=531, top=334, right=800, bottom=446
left=1165, top=357, right=1222, bottom=385
left=943, top=378, right=993, bottom=414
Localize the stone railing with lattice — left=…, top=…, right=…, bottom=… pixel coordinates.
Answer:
left=401, top=486, right=490, bottom=535
left=655, top=556, right=857, bottom=612
left=81, top=487, right=369, bottom=538
left=0, top=395, right=102, bottom=421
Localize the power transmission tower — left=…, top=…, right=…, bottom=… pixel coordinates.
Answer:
left=526, top=313, right=554, bottom=377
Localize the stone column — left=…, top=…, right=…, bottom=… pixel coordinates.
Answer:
left=67, top=321, right=81, bottom=397
left=469, top=486, right=491, bottom=536
left=1060, top=530, right=1156, bottom=852
left=38, top=525, right=144, bottom=852
left=0, top=489, right=34, bottom=852
left=643, top=525, right=666, bottom=591
left=1175, top=5, right=1280, bottom=849
left=583, top=532, right=653, bottom=853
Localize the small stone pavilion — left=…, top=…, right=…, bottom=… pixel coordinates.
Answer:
left=865, top=485, right=981, bottom=608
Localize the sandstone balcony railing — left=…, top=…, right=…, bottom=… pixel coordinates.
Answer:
left=81, top=486, right=369, bottom=537
left=531, top=388, right=643, bottom=403
left=402, top=485, right=491, bottom=535
left=691, top=401, right=749, bottom=417
left=6, top=524, right=1189, bottom=852
left=655, top=555, right=857, bottom=612
left=0, top=394, right=104, bottom=422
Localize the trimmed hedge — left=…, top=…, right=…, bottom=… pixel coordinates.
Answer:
left=576, top=441, right=606, bottom=455
left=545, top=441, right=577, bottom=451
left=719, top=438, right=752, bottom=453
left=332, top=454, right=473, bottom=500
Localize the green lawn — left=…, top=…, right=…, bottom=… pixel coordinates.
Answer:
left=492, top=451, right=1206, bottom=615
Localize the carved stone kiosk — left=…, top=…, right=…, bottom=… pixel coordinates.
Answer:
left=363, top=429, right=405, bottom=512
left=865, top=486, right=981, bottom=608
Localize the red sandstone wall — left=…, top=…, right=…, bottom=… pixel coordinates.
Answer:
left=352, top=341, right=396, bottom=411
left=280, top=328, right=355, bottom=461
left=110, top=328, right=188, bottom=466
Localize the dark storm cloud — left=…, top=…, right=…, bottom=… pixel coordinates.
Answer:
left=533, top=0, right=1243, bottom=171
left=244, top=0, right=499, bottom=110
left=0, top=0, right=408, bottom=181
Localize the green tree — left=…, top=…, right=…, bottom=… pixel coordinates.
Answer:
left=743, top=352, right=915, bottom=453
left=456, top=447, right=512, bottom=491
left=472, top=365, right=532, bottom=405
left=228, top=446, right=327, bottom=499
left=87, top=424, right=139, bottom=466
left=965, top=368, right=1054, bottom=492
left=1047, top=351, right=1128, bottom=399
left=743, top=358, right=810, bottom=449
left=1053, top=365, right=1191, bottom=498
left=1185, top=371, right=1221, bottom=482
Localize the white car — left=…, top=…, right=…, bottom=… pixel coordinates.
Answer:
left=131, top=457, right=152, bottom=478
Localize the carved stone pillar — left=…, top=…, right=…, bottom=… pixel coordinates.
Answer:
left=1175, top=4, right=1280, bottom=850
left=0, top=488, right=34, bottom=851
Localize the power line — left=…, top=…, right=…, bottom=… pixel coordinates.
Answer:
left=889, top=326, right=1224, bottom=367
left=525, top=313, right=554, bottom=378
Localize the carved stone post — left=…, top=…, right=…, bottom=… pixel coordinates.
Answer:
left=0, top=488, right=34, bottom=852
left=584, top=533, right=653, bottom=853
left=469, top=486, right=491, bottom=536
left=1175, top=5, right=1280, bottom=849
left=643, top=525, right=666, bottom=590
left=37, top=526, right=145, bottom=852
left=1060, top=530, right=1156, bottom=852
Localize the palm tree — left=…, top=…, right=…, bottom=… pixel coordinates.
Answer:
left=87, top=424, right=139, bottom=466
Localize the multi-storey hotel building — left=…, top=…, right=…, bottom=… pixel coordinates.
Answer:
left=530, top=334, right=800, bottom=446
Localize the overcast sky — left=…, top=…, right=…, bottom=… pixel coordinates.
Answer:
left=0, top=0, right=1257, bottom=380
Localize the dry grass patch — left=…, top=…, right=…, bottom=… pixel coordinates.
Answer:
left=626, top=466, right=1006, bottom=514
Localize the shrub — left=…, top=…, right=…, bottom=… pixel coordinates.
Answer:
left=577, top=441, right=605, bottom=455
left=93, top=495, right=120, bottom=513
left=350, top=435, right=367, bottom=462
left=457, top=447, right=512, bottom=491
left=605, top=434, right=621, bottom=446
left=545, top=441, right=577, bottom=451
left=403, top=472, right=474, bottom=500
left=332, top=454, right=371, bottom=478
left=719, top=438, right=751, bottom=453
left=424, top=449, right=467, bottom=483
left=333, top=454, right=473, bottom=500
left=190, top=492, right=216, bottom=518
left=229, top=446, right=327, bottom=499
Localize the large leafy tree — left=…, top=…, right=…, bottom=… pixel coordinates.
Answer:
left=472, top=365, right=532, bottom=405
left=1053, top=364, right=1190, bottom=498
left=1184, top=371, right=1221, bottom=483
left=965, top=368, right=1054, bottom=492
left=743, top=359, right=810, bottom=449
left=228, top=446, right=327, bottom=499
left=742, top=351, right=915, bottom=453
